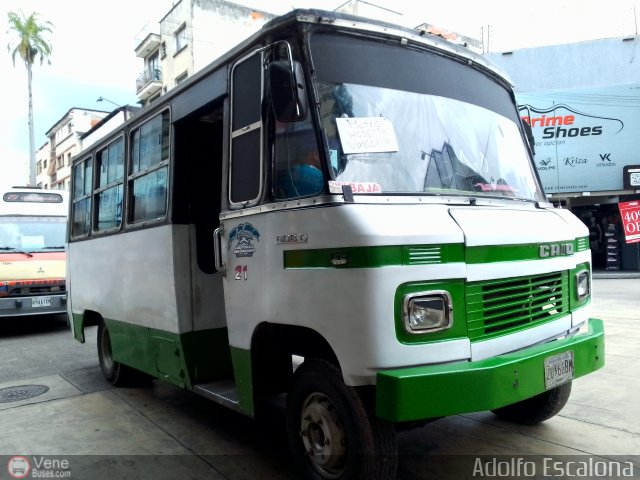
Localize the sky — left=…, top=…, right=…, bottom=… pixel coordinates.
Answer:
left=1, top=0, right=639, bottom=186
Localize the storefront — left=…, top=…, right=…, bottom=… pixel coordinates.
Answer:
left=484, top=36, right=640, bottom=271
left=516, top=85, right=640, bottom=270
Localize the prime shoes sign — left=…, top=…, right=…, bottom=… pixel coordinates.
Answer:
left=517, top=84, right=640, bottom=194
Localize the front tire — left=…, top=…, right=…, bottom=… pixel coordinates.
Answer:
left=97, top=321, right=148, bottom=387
left=491, top=382, right=572, bottom=425
left=286, top=359, right=397, bottom=480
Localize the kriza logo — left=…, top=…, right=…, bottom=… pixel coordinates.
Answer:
left=7, top=456, right=30, bottom=479
left=563, top=156, right=587, bottom=167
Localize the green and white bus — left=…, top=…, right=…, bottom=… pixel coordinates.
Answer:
left=68, top=9, right=604, bottom=479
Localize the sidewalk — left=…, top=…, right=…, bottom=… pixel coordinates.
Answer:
left=593, top=269, right=640, bottom=279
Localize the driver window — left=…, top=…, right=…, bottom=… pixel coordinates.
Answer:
left=273, top=116, right=324, bottom=199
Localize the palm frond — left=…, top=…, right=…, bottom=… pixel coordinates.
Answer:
left=6, top=10, right=54, bottom=66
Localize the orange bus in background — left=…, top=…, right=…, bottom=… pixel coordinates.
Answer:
left=0, top=187, right=68, bottom=317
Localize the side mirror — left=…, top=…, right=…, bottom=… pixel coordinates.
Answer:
left=268, top=60, right=307, bottom=122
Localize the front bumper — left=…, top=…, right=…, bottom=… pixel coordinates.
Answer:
left=0, top=294, right=67, bottom=317
left=376, top=318, right=604, bottom=422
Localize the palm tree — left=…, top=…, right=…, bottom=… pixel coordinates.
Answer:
left=7, top=10, right=53, bottom=186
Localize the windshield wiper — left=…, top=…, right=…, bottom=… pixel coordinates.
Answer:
left=0, top=246, right=34, bottom=258
left=39, top=246, right=66, bottom=250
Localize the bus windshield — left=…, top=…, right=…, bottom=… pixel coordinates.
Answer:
left=310, top=34, right=545, bottom=202
left=0, top=216, right=67, bottom=252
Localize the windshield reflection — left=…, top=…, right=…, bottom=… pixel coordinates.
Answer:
left=317, top=82, right=544, bottom=202
left=0, top=216, right=67, bottom=252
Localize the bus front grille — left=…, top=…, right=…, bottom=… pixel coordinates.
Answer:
left=466, top=271, right=569, bottom=340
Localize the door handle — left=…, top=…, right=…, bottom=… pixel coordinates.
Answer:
left=213, top=227, right=226, bottom=275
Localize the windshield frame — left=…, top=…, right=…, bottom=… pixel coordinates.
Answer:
left=305, top=30, right=545, bottom=203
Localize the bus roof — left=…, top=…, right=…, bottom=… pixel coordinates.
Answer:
left=70, top=8, right=512, bottom=166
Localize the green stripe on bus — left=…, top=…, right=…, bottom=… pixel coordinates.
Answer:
left=283, top=238, right=586, bottom=269
left=467, top=238, right=586, bottom=264
left=87, top=317, right=235, bottom=391
left=283, top=243, right=464, bottom=269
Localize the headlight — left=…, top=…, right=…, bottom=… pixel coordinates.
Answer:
left=403, top=291, right=453, bottom=334
left=575, top=270, right=591, bottom=301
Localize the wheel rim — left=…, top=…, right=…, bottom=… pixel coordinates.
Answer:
left=299, top=392, right=347, bottom=479
left=100, top=326, right=114, bottom=371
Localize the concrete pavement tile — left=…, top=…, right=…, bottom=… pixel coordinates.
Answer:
left=396, top=411, right=640, bottom=479
left=0, top=374, right=81, bottom=411
left=111, top=383, right=259, bottom=455
left=560, top=402, right=640, bottom=437
left=464, top=408, right=640, bottom=458
left=600, top=355, right=640, bottom=379
left=0, top=390, right=192, bottom=455
left=397, top=414, right=581, bottom=456
left=111, top=382, right=291, bottom=457
left=567, top=370, right=640, bottom=417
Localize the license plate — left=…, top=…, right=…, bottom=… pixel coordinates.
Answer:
left=544, top=351, right=574, bottom=389
left=32, top=297, right=52, bottom=308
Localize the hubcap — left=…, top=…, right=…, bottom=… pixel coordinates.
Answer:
left=299, top=392, right=347, bottom=478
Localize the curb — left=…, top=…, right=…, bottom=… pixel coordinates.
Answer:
left=593, top=271, right=640, bottom=279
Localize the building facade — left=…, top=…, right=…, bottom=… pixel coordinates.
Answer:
left=80, top=106, right=140, bottom=151
left=485, top=36, right=640, bottom=271
left=36, top=108, right=109, bottom=190
left=134, top=0, right=275, bottom=107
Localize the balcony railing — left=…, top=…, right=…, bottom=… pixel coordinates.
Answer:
left=136, top=68, right=162, bottom=94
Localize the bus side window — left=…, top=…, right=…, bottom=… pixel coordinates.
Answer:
left=129, top=111, right=170, bottom=224
left=95, top=137, right=125, bottom=231
left=71, top=156, right=92, bottom=237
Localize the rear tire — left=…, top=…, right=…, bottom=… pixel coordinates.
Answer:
left=491, top=382, right=572, bottom=425
left=286, top=359, right=397, bottom=480
left=97, top=321, right=150, bottom=387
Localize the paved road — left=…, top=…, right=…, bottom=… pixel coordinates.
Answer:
left=0, top=279, right=638, bottom=479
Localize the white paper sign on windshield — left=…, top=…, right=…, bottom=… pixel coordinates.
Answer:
left=335, top=117, right=399, bottom=154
